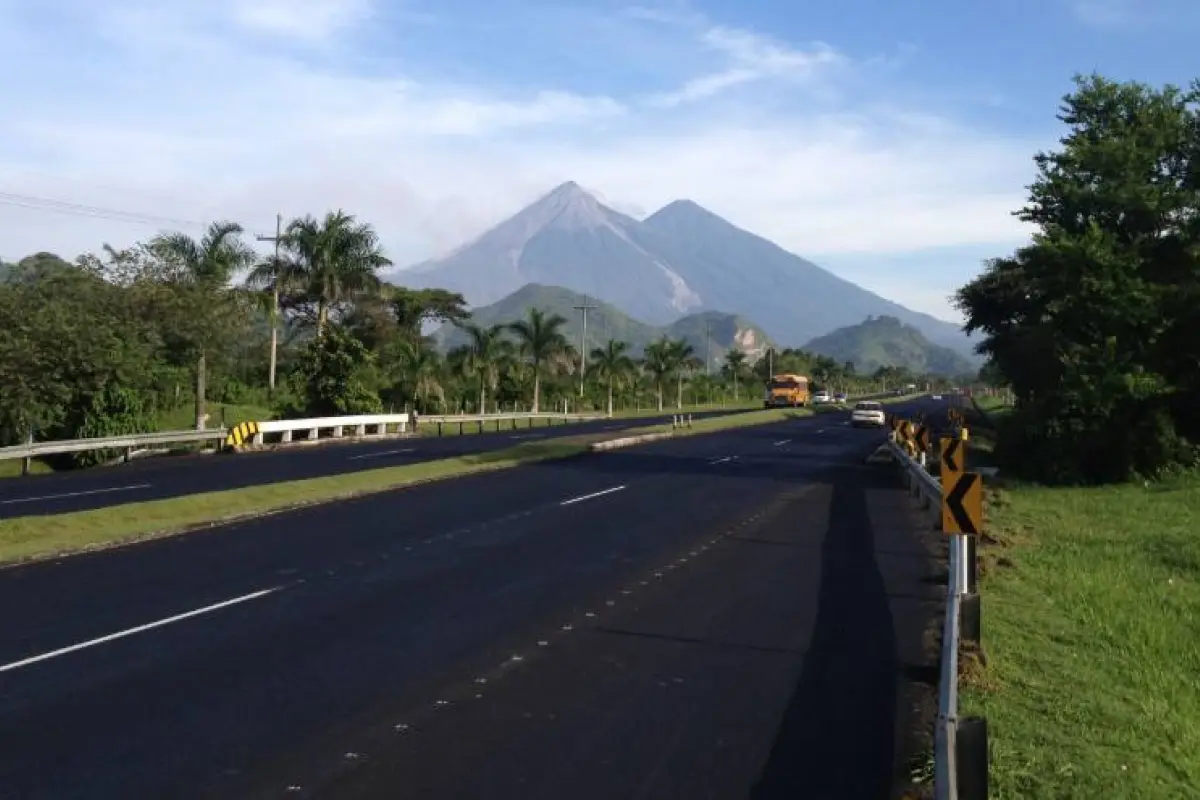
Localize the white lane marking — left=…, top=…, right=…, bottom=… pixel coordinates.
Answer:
left=773, top=439, right=791, bottom=447
left=0, top=483, right=152, bottom=506
left=347, top=448, right=415, bottom=461
left=509, top=433, right=546, bottom=440
left=817, top=429, right=825, bottom=434
left=0, top=587, right=280, bottom=674
left=708, top=456, right=733, bottom=465
left=559, top=485, right=626, bottom=506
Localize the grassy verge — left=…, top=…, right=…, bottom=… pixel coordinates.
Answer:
left=960, top=466, right=1200, bottom=795
left=0, top=407, right=806, bottom=566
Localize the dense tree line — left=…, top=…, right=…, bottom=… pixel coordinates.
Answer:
left=0, top=212, right=949, bottom=464
left=958, top=74, right=1200, bottom=483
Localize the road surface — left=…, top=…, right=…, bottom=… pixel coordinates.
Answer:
left=0, top=397, right=946, bottom=799
left=0, top=409, right=751, bottom=518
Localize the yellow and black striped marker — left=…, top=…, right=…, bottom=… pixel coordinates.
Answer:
left=225, top=421, right=261, bottom=449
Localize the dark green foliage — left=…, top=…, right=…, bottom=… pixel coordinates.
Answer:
left=958, top=74, right=1200, bottom=483
left=282, top=325, right=383, bottom=418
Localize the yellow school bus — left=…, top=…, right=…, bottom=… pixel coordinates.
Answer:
left=763, top=373, right=810, bottom=408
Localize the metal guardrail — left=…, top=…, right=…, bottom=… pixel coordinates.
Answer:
left=886, top=433, right=981, bottom=800
left=0, top=411, right=612, bottom=467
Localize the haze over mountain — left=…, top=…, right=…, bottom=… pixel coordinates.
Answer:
left=804, top=315, right=976, bottom=377
left=433, top=283, right=773, bottom=370
left=396, top=182, right=974, bottom=356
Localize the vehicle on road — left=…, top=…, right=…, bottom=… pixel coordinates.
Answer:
left=931, top=394, right=943, bottom=400
left=833, top=392, right=848, bottom=404
left=850, top=400, right=886, bottom=428
left=812, top=390, right=832, bottom=405
left=763, top=373, right=810, bottom=408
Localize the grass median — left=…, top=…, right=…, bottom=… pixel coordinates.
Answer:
left=960, top=465, right=1200, bottom=796
left=0, top=407, right=807, bottom=566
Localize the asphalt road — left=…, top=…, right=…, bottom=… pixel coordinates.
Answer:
left=0, top=396, right=947, bottom=799
left=0, top=408, right=752, bottom=518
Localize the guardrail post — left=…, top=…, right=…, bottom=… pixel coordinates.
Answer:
left=458, top=421, right=465, bottom=435
left=437, top=421, right=444, bottom=436
left=477, top=420, right=483, bottom=434
left=955, top=716, right=989, bottom=800
left=332, top=425, right=344, bottom=438
left=308, top=427, right=319, bottom=440
left=281, top=430, right=293, bottom=443
left=687, top=414, right=693, bottom=428
left=356, top=424, right=367, bottom=437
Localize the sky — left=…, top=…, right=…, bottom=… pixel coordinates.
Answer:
left=1, top=0, right=1197, bottom=322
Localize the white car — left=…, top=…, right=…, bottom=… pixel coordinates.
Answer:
left=813, top=391, right=832, bottom=404
left=851, top=401, right=886, bottom=428
left=931, top=394, right=943, bottom=401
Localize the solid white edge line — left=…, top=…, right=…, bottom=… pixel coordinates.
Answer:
left=347, top=448, right=416, bottom=460
left=559, top=485, right=626, bottom=506
left=0, top=483, right=153, bottom=505
left=0, top=587, right=281, bottom=674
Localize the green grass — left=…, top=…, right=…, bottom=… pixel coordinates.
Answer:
left=0, top=407, right=805, bottom=566
left=156, top=401, right=272, bottom=431
left=961, top=471, right=1200, bottom=798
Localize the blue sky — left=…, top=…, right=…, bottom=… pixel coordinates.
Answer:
left=0, top=0, right=1196, bottom=321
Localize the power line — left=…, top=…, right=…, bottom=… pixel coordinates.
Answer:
left=0, top=190, right=272, bottom=239
left=573, top=293, right=597, bottom=398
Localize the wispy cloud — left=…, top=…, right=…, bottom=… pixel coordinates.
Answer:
left=0, top=0, right=1040, bottom=319
left=1067, top=0, right=1200, bottom=27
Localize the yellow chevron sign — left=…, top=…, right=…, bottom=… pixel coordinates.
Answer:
left=225, top=421, right=261, bottom=448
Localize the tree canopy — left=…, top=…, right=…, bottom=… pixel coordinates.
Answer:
left=957, top=74, right=1200, bottom=483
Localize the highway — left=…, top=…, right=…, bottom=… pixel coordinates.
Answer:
left=0, top=408, right=750, bottom=518
left=0, top=397, right=946, bottom=799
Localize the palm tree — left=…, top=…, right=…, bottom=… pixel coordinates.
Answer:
left=642, top=337, right=674, bottom=411
left=150, top=221, right=256, bottom=429
left=723, top=349, right=748, bottom=400
left=589, top=339, right=636, bottom=416
left=506, top=308, right=569, bottom=413
left=453, top=322, right=510, bottom=414
left=277, top=210, right=392, bottom=335
left=393, top=340, right=444, bottom=413
left=667, top=338, right=696, bottom=409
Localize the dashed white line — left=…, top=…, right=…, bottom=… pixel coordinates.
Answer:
left=559, top=485, right=626, bottom=506
left=0, top=587, right=280, bottom=674
left=347, top=448, right=415, bottom=460
left=708, top=456, right=733, bottom=465
left=0, top=483, right=152, bottom=506
left=773, top=439, right=791, bottom=447
left=509, top=433, right=546, bottom=440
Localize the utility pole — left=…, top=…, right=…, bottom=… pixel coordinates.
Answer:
left=257, top=214, right=283, bottom=395
left=573, top=294, right=597, bottom=397
left=705, top=322, right=712, bottom=376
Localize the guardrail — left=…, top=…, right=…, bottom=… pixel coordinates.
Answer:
left=884, top=398, right=988, bottom=800
left=0, top=411, right=612, bottom=474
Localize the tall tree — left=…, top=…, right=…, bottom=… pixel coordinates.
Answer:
left=957, top=74, right=1200, bottom=482
left=452, top=322, right=510, bottom=414
left=149, top=221, right=256, bottom=429
left=668, top=338, right=696, bottom=409
left=589, top=339, right=636, bottom=416
left=642, top=338, right=675, bottom=412
left=723, top=349, right=748, bottom=401
left=506, top=308, right=569, bottom=413
left=277, top=210, right=391, bottom=335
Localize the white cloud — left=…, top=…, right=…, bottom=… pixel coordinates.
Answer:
left=0, top=0, right=1040, bottom=320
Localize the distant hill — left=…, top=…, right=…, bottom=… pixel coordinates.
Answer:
left=395, top=181, right=974, bottom=356
left=432, top=283, right=773, bottom=369
left=803, top=315, right=976, bottom=377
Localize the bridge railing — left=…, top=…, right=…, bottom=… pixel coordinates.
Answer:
left=0, top=411, right=611, bottom=473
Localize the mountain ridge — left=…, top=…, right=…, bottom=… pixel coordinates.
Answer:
left=803, top=315, right=976, bottom=377
left=394, top=181, right=974, bottom=357
left=432, top=282, right=772, bottom=368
